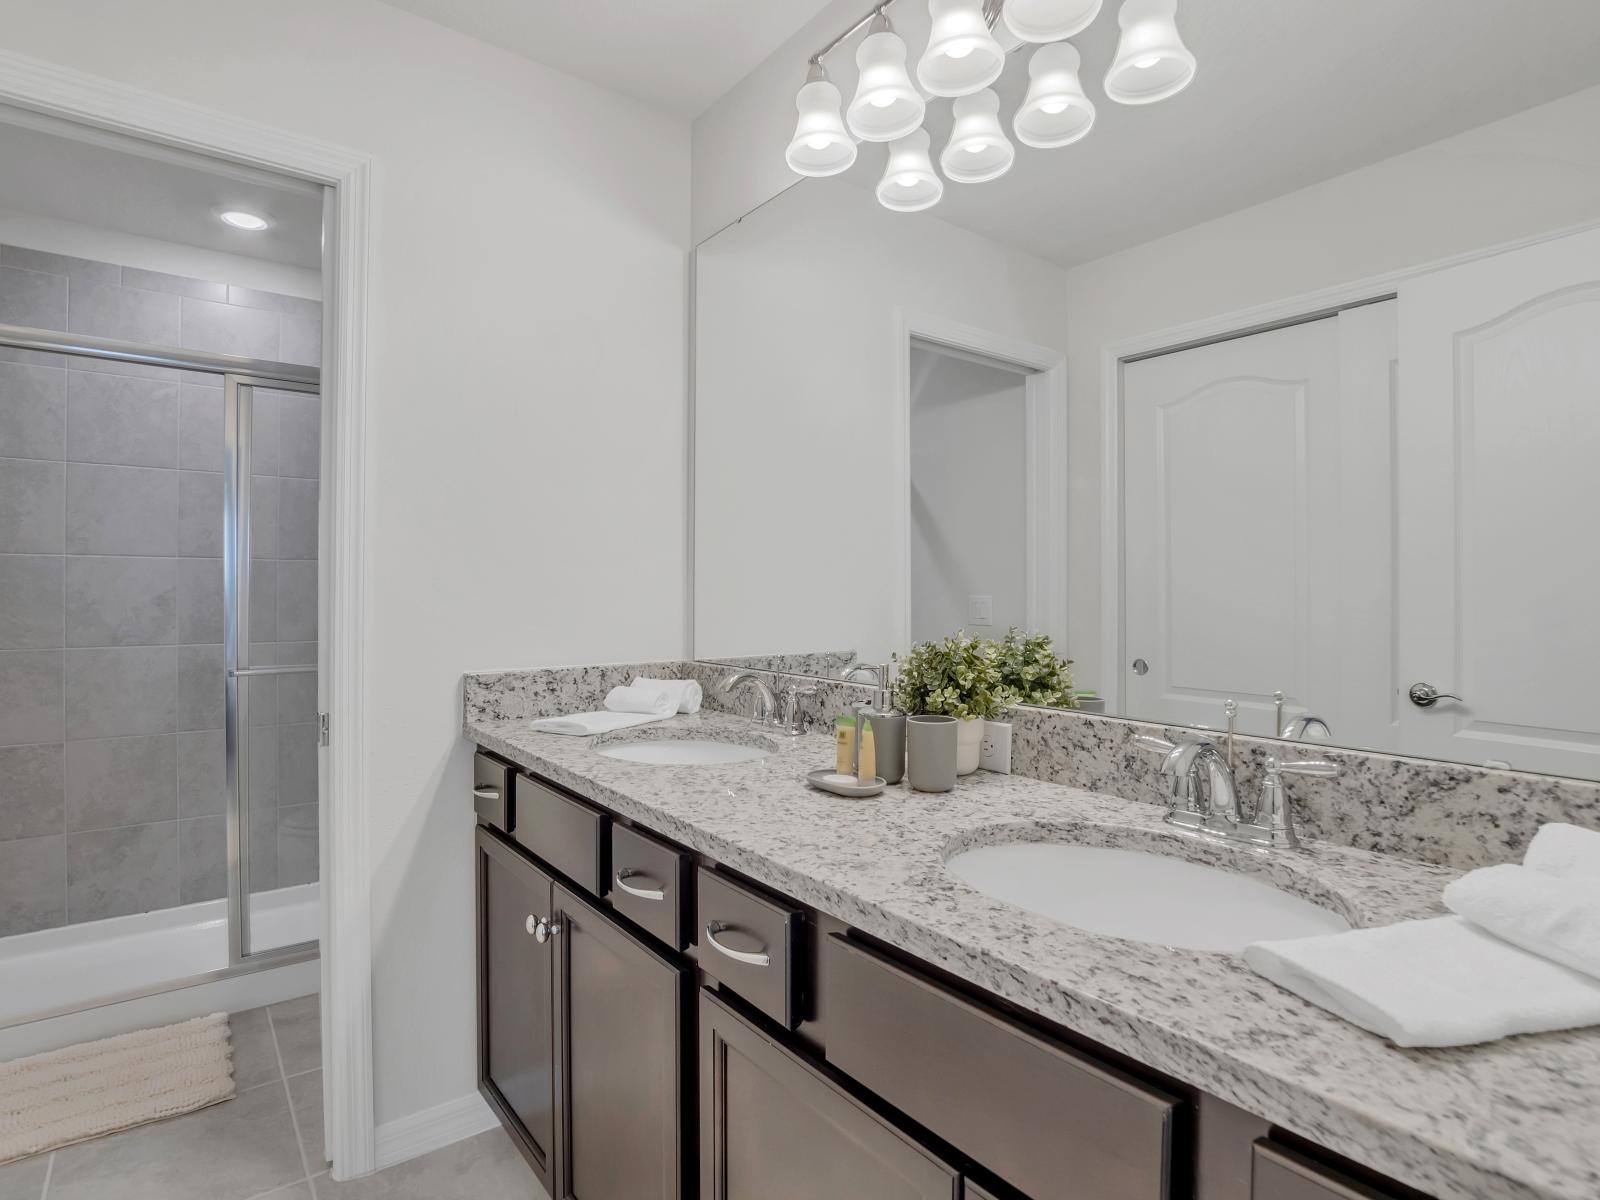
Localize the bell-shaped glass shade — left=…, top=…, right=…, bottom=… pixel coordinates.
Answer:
left=786, top=79, right=857, bottom=176
left=847, top=30, right=926, bottom=142
left=917, top=0, right=1006, bottom=98
left=1013, top=42, right=1096, bottom=148
left=876, top=129, right=944, bottom=212
left=1104, top=0, right=1196, bottom=105
left=1002, top=0, right=1103, bottom=43
left=940, top=89, right=1014, bottom=183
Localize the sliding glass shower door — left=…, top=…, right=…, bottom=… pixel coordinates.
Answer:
left=225, top=377, right=321, bottom=959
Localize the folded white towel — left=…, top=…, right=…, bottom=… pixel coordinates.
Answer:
left=1243, top=916, right=1600, bottom=1047
left=1444, top=864, right=1600, bottom=981
left=1523, top=823, right=1600, bottom=880
left=634, top=676, right=702, bottom=714
left=528, top=710, right=670, bottom=737
left=604, top=684, right=675, bottom=716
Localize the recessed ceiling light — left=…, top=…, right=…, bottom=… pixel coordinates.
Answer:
left=218, top=209, right=272, bottom=231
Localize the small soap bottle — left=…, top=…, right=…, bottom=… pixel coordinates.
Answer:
left=835, top=714, right=877, bottom=781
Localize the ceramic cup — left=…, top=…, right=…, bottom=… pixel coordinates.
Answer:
left=907, top=715, right=958, bottom=792
left=871, top=712, right=907, bottom=784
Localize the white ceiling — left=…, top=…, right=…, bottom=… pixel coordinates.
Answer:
left=824, top=0, right=1600, bottom=266
left=0, top=109, right=323, bottom=270
left=378, top=0, right=846, bottom=116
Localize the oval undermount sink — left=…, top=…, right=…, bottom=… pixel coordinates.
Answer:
left=945, top=842, right=1350, bottom=953
left=597, top=739, right=768, bottom=766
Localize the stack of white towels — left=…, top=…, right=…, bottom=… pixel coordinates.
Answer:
left=1245, top=823, right=1600, bottom=1047
left=528, top=677, right=702, bottom=736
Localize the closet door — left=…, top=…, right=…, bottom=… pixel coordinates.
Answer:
left=1396, top=226, right=1600, bottom=776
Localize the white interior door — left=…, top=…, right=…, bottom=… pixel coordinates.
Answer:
left=1396, top=226, right=1600, bottom=776
left=1122, top=307, right=1397, bottom=740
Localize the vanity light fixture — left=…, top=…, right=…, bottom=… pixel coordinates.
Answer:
left=941, top=89, right=1015, bottom=183
left=217, top=209, right=272, bottom=231
left=790, top=0, right=1196, bottom=210
left=876, top=128, right=944, bottom=212
left=846, top=14, right=926, bottom=142
left=1104, top=0, right=1196, bottom=105
left=786, top=63, right=858, bottom=176
left=1013, top=42, right=1096, bottom=148
left=1002, top=0, right=1103, bottom=43
left=918, top=0, right=1006, bottom=97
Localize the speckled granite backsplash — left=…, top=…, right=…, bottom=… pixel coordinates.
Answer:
left=463, top=660, right=1600, bottom=871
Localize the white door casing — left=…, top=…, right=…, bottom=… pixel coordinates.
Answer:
left=1396, top=227, right=1600, bottom=776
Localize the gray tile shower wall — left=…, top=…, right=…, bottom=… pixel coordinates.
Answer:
left=0, top=244, right=322, bottom=937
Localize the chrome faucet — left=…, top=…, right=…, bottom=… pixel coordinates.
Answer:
left=777, top=684, right=817, bottom=737
left=1273, top=690, right=1331, bottom=741
left=721, top=671, right=778, bottom=727
left=1135, top=699, right=1342, bottom=850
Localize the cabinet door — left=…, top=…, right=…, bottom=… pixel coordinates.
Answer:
left=699, top=989, right=960, bottom=1200
left=554, top=883, right=686, bottom=1200
left=476, top=827, right=556, bottom=1189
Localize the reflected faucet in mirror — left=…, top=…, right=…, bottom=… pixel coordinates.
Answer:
left=1274, top=691, right=1332, bottom=742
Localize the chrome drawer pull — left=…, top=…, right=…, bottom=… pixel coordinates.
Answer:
left=615, top=869, right=666, bottom=901
left=473, top=787, right=501, bottom=801
left=704, top=921, right=770, bottom=968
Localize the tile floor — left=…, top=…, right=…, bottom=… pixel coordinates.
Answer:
left=0, top=998, right=539, bottom=1200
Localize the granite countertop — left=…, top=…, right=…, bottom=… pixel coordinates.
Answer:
left=465, top=709, right=1600, bottom=1200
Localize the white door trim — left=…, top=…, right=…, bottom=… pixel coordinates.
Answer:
left=1097, top=214, right=1600, bottom=715
left=0, top=49, right=378, bottom=1178
left=892, top=310, right=1068, bottom=652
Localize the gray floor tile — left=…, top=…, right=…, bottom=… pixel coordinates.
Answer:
left=286, top=1069, right=327, bottom=1175
left=230, top=1005, right=284, bottom=1092
left=0, top=1149, right=49, bottom=1200
left=314, top=1129, right=536, bottom=1199
left=245, top=1184, right=312, bottom=1200
left=269, top=994, right=321, bottom=1078
left=48, top=1082, right=305, bottom=1200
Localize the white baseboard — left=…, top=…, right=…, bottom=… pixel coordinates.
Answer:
left=373, top=1091, right=498, bottom=1171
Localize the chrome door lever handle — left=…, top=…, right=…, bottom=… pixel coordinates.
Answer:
left=1408, top=682, right=1462, bottom=708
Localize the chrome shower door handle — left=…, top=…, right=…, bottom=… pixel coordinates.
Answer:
left=1408, top=682, right=1463, bottom=708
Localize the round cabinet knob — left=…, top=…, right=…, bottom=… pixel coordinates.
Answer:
left=532, top=917, right=561, bottom=944
left=525, top=914, right=538, bottom=936
left=1408, top=682, right=1463, bottom=709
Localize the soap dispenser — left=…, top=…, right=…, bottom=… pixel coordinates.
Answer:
left=844, top=663, right=905, bottom=784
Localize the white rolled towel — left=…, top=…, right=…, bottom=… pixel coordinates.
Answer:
left=633, top=676, right=702, bottom=715
left=604, top=684, right=675, bottom=716
left=1444, top=864, right=1600, bottom=981
left=529, top=710, right=670, bottom=736
left=1523, top=823, right=1600, bottom=880
left=1244, top=915, right=1600, bottom=1047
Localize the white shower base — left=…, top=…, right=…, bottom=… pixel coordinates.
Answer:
left=0, top=884, right=320, bottom=1061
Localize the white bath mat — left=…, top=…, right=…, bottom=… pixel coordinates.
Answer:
left=0, top=1012, right=235, bottom=1164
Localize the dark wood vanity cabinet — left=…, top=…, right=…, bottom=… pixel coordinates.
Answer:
left=699, top=989, right=961, bottom=1200
left=474, top=753, right=1437, bottom=1200
left=552, top=882, right=686, bottom=1200
left=476, top=826, right=557, bottom=1190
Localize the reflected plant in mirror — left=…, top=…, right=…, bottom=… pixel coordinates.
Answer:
left=993, top=628, right=1076, bottom=709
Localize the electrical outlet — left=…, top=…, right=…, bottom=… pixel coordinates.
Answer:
left=968, top=594, right=993, bottom=626
left=979, top=720, right=1012, bottom=773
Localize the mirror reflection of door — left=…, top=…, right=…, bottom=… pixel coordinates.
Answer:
left=909, top=342, right=1032, bottom=645
left=1122, top=304, right=1398, bottom=745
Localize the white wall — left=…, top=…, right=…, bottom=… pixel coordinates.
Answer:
left=0, top=207, right=322, bottom=298
left=909, top=345, right=1027, bottom=643
left=0, top=0, right=690, bottom=1132
left=695, top=177, right=1069, bottom=662
left=1062, top=83, right=1600, bottom=691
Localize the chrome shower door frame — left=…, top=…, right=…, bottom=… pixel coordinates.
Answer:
left=224, top=373, right=321, bottom=965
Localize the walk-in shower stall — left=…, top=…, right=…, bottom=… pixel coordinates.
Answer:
left=0, top=246, right=323, bottom=1050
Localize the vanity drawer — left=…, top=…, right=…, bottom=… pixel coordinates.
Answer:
left=608, top=822, right=691, bottom=949
left=695, top=866, right=804, bottom=1028
left=824, top=935, right=1179, bottom=1200
left=1253, top=1142, right=1407, bottom=1200
left=512, top=773, right=609, bottom=895
left=472, top=752, right=514, bottom=832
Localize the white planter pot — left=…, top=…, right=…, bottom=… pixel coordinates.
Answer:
left=956, top=717, right=983, bottom=775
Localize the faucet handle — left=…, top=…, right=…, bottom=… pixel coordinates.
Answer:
left=1133, top=734, right=1178, bottom=757
left=778, top=684, right=817, bottom=736
left=1274, top=757, right=1341, bottom=779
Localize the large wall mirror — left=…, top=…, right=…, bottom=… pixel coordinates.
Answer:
left=692, top=1, right=1600, bottom=781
